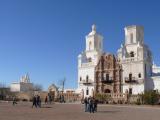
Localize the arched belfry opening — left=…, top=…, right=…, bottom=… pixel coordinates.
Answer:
left=130, top=51, right=134, bottom=57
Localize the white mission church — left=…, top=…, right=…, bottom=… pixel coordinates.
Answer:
left=77, top=25, right=103, bottom=97
left=77, top=24, right=160, bottom=98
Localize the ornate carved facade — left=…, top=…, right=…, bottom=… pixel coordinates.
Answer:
left=95, top=53, right=122, bottom=94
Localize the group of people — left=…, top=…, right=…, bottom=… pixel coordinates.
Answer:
left=84, top=97, right=98, bottom=113
left=45, top=95, right=53, bottom=104
left=59, top=95, right=65, bottom=103
left=32, top=95, right=41, bottom=108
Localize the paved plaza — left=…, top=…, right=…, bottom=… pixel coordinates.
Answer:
left=0, top=102, right=160, bottom=120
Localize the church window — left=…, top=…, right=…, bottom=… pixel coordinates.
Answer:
left=106, top=74, right=109, bottom=81
left=130, top=51, right=134, bottom=57
left=129, top=88, right=132, bottom=94
left=86, top=88, right=89, bottom=95
left=88, top=57, right=92, bottom=62
left=86, top=75, right=89, bottom=82
left=80, top=77, right=82, bottom=81
left=138, top=73, right=141, bottom=78
left=130, top=33, right=133, bottom=43
left=129, top=73, right=132, bottom=81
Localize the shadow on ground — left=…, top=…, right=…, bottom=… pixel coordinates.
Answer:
left=97, top=110, right=120, bottom=114
left=41, top=106, right=53, bottom=108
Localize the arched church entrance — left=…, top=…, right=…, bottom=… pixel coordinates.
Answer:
left=49, top=91, right=55, bottom=101
left=104, top=89, right=111, bottom=93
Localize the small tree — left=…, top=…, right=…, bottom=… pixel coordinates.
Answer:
left=32, top=84, right=43, bottom=91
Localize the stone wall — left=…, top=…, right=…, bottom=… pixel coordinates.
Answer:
left=15, top=91, right=48, bottom=101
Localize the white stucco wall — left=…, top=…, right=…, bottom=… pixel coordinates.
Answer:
left=123, top=84, right=144, bottom=94
left=10, top=83, right=20, bottom=92
left=10, top=82, right=33, bottom=92
left=78, top=65, right=96, bottom=97
left=122, top=62, right=145, bottom=81
left=152, top=64, right=160, bottom=75
left=152, top=76, right=160, bottom=92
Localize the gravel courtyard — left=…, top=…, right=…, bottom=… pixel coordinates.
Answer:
left=0, top=102, right=160, bottom=120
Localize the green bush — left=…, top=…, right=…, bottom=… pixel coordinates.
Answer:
left=135, top=98, right=141, bottom=105
left=95, top=93, right=111, bottom=104
left=141, top=90, right=159, bottom=105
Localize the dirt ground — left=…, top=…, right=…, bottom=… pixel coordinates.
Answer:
left=0, top=102, right=160, bottom=120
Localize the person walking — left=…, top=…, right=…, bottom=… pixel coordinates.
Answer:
left=12, top=97, right=17, bottom=106
left=89, top=97, right=94, bottom=113
left=32, top=96, right=37, bottom=108
left=93, top=97, right=98, bottom=112
left=37, top=95, right=41, bottom=108
left=84, top=97, right=88, bottom=112
left=45, top=96, right=48, bottom=104
left=48, top=95, right=52, bottom=104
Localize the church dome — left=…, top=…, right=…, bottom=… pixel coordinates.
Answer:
left=88, top=24, right=97, bottom=36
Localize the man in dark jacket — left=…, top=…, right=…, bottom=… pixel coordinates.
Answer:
left=93, top=98, right=98, bottom=112
left=12, top=97, right=17, bottom=106
left=37, top=95, right=41, bottom=108
left=89, top=97, right=94, bottom=113
left=32, top=96, right=37, bottom=108
left=84, top=97, right=88, bottom=112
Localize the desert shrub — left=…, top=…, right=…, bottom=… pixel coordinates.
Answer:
left=22, top=99, right=28, bottom=102
left=141, top=90, right=159, bottom=105
left=95, top=93, right=111, bottom=104
left=135, top=98, right=141, bottom=105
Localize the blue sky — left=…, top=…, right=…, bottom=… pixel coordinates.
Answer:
left=0, top=0, right=160, bottom=90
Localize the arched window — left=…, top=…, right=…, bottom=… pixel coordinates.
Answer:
left=80, top=77, right=82, bottom=81
left=129, top=88, right=132, bottom=94
left=86, top=75, right=89, bottom=82
left=138, top=73, right=141, bottom=78
left=104, top=89, right=111, bottom=93
left=106, top=74, right=109, bottom=81
left=129, top=73, right=132, bottom=81
left=86, top=88, right=89, bottom=95
left=88, top=57, right=92, bottom=62
left=130, top=51, right=134, bottom=57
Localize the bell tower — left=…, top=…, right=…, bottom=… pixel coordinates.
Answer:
left=86, top=24, right=103, bottom=53
left=117, top=25, right=152, bottom=94
left=78, top=24, right=104, bottom=97
left=125, top=25, right=144, bottom=45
